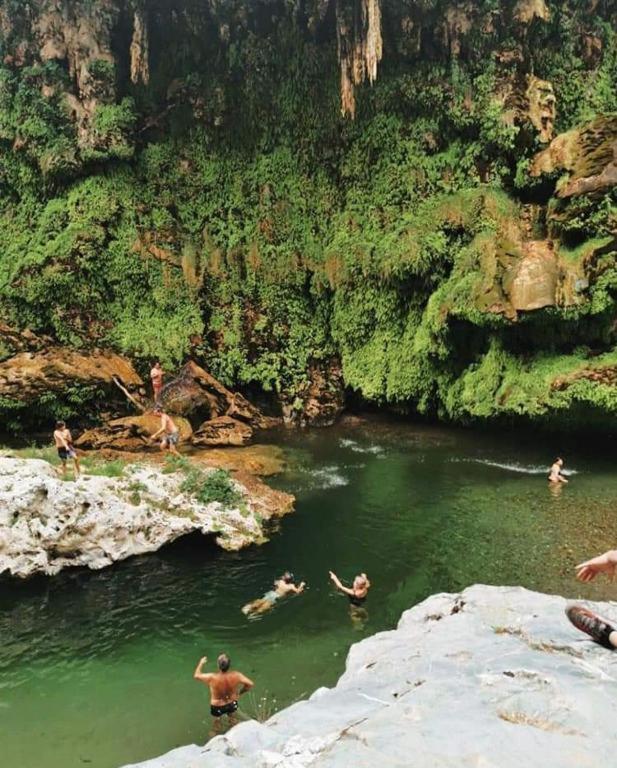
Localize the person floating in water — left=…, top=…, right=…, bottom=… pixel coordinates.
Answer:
left=150, top=360, right=164, bottom=402
left=329, top=570, right=370, bottom=607
left=548, top=457, right=568, bottom=484
left=566, top=549, right=617, bottom=650
left=150, top=406, right=180, bottom=455
left=53, top=420, right=81, bottom=479
left=242, top=572, right=305, bottom=617
left=193, top=653, right=254, bottom=735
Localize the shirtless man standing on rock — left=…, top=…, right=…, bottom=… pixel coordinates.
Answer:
left=53, top=421, right=81, bottom=479
left=150, top=406, right=180, bottom=455
left=193, top=653, right=254, bottom=734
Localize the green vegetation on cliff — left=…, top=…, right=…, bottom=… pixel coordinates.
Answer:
left=0, top=0, right=615, bottom=429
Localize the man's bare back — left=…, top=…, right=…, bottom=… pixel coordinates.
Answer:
left=204, top=670, right=249, bottom=706
left=193, top=654, right=253, bottom=713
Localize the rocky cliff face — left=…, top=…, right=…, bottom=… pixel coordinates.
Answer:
left=122, top=584, right=617, bottom=768
left=0, top=457, right=293, bottom=577
left=0, top=1, right=615, bottom=431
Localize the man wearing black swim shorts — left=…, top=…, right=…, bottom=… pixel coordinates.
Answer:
left=53, top=421, right=81, bottom=479
left=193, top=653, right=253, bottom=735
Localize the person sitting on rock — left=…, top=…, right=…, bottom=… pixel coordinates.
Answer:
left=193, top=653, right=253, bottom=736
left=150, top=406, right=180, bottom=456
left=329, top=570, right=370, bottom=607
left=242, top=572, right=305, bottom=617
left=566, top=549, right=617, bottom=649
left=548, top=457, right=568, bottom=484
left=53, top=420, right=81, bottom=479
left=150, top=360, right=164, bottom=401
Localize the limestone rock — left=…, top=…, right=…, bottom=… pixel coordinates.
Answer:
left=531, top=115, right=617, bottom=199
left=336, top=0, right=383, bottom=118
left=123, top=585, right=617, bottom=768
left=512, top=0, right=550, bottom=24
left=130, top=7, right=150, bottom=85
left=525, top=75, right=556, bottom=144
left=76, top=413, right=193, bottom=452
left=0, top=456, right=293, bottom=578
left=193, top=416, right=253, bottom=447
left=0, top=344, right=142, bottom=402
left=503, top=240, right=560, bottom=311
left=473, top=234, right=580, bottom=320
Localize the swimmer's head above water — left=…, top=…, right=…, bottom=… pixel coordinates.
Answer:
left=280, top=571, right=295, bottom=584
left=353, top=573, right=369, bottom=590
left=217, top=653, right=231, bottom=672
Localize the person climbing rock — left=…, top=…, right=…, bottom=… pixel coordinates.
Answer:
left=150, top=360, right=164, bottom=401
left=242, top=572, right=305, bottom=617
left=329, top=570, right=370, bottom=607
left=566, top=549, right=617, bottom=649
left=150, top=406, right=180, bottom=455
left=53, top=420, right=81, bottom=479
left=193, top=653, right=253, bottom=735
left=548, top=457, right=568, bottom=484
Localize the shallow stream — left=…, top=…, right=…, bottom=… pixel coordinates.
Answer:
left=2, top=417, right=617, bottom=768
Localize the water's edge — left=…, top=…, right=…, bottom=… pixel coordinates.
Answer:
left=122, top=584, right=617, bottom=768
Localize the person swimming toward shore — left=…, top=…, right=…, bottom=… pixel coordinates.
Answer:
left=242, top=572, right=305, bottom=617
left=329, top=570, right=370, bottom=606
left=548, top=457, right=568, bottom=484
left=193, top=653, right=253, bottom=736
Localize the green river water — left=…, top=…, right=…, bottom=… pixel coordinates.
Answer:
left=2, top=417, right=617, bottom=768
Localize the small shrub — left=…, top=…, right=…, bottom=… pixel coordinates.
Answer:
left=173, top=457, right=244, bottom=508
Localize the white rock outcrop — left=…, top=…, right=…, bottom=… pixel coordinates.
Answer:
left=124, top=585, right=617, bottom=768
left=0, top=457, right=286, bottom=578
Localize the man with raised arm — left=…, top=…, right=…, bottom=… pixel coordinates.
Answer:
left=329, top=570, right=371, bottom=607
left=193, top=653, right=254, bottom=732
left=566, top=549, right=617, bottom=649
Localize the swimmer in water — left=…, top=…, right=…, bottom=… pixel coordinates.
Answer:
left=548, top=457, right=568, bottom=484
left=242, top=572, right=305, bottom=617
left=329, top=570, right=371, bottom=607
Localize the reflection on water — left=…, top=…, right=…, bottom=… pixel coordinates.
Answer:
left=2, top=417, right=617, bottom=768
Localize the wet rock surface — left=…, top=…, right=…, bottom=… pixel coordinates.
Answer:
left=0, top=457, right=293, bottom=578
left=124, top=585, right=617, bottom=768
